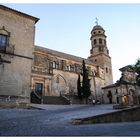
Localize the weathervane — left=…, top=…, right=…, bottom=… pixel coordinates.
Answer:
left=95, top=17, right=98, bottom=25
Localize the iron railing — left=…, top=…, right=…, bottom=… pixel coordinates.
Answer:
left=0, top=44, right=15, bottom=54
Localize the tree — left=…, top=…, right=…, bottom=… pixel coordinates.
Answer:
left=133, top=58, right=140, bottom=86
left=82, top=60, right=91, bottom=104
left=77, top=74, right=82, bottom=102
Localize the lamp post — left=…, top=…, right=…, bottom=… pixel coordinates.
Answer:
left=56, top=76, right=59, bottom=96
left=93, top=71, right=97, bottom=101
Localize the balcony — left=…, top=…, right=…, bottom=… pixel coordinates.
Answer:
left=0, top=44, right=15, bottom=55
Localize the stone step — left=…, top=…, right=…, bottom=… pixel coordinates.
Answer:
left=43, top=96, right=70, bottom=105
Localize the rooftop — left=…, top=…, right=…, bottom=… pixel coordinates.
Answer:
left=0, top=4, right=39, bottom=23
left=35, top=45, right=100, bottom=66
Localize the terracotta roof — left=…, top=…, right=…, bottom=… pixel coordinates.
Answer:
left=35, top=45, right=98, bottom=66
left=0, top=4, right=39, bottom=23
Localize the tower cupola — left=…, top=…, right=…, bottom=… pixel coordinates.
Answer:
left=90, top=24, right=109, bottom=57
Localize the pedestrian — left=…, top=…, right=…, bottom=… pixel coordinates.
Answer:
left=92, top=99, right=95, bottom=105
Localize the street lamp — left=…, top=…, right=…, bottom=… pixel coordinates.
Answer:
left=93, top=71, right=97, bottom=101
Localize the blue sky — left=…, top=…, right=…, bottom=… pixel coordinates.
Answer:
left=3, top=3, right=140, bottom=82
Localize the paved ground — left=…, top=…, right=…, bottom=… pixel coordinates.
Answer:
left=0, top=104, right=140, bottom=136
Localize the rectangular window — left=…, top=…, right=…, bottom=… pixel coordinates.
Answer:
left=0, top=34, right=7, bottom=52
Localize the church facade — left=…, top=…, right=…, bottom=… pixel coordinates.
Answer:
left=0, top=5, right=113, bottom=104
left=102, top=65, right=140, bottom=106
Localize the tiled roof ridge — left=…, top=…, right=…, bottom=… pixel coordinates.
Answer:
left=35, top=45, right=98, bottom=66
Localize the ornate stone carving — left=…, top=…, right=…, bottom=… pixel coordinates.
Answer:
left=32, top=66, right=52, bottom=75
left=35, top=54, right=51, bottom=66
left=119, top=65, right=136, bottom=84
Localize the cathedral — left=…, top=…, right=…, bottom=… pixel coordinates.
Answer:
left=0, top=5, right=113, bottom=104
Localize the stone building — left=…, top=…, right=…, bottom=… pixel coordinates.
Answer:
left=102, top=65, right=140, bottom=105
left=0, top=5, right=113, bottom=104
left=31, top=25, right=113, bottom=103
left=0, top=5, right=39, bottom=103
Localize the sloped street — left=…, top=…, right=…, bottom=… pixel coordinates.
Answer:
left=0, top=104, right=140, bottom=136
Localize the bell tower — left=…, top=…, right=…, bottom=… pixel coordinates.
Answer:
left=88, top=20, right=113, bottom=85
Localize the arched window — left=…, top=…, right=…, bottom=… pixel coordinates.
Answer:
left=53, top=61, right=59, bottom=69
left=94, top=39, right=96, bottom=45
left=56, top=62, right=59, bottom=69
left=70, top=65, right=74, bottom=72
left=99, top=38, right=102, bottom=44
left=66, top=65, right=71, bottom=71
left=104, top=40, right=106, bottom=45
left=106, top=67, right=108, bottom=73
left=53, top=61, right=56, bottom=68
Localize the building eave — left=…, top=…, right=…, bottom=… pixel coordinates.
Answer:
left=0, top=4, right=39, bottom=24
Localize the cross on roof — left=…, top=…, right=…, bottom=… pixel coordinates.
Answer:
left=95, top=17, right=98, bottom=25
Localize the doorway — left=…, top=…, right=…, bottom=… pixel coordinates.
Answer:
left=31, top=83, right=43, bottom=104
left=107, top=90, right=112, bottom=104
left=35, top=83, right=43, bottom=98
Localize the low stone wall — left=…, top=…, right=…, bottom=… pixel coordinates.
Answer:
left=0, top=95, right=29, bottom=108
left=72, top=106, right=140, bottom=125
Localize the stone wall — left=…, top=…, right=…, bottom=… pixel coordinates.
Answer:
left=72, top=106, right=140, bottom=125
left=0, top=6, right=37, bottom=103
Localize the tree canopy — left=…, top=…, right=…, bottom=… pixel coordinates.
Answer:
left=77, top=74, right=82, bottom=100
left=77, top=60, right=91, bottom=104
left=133, top=58, right=140, bottom=86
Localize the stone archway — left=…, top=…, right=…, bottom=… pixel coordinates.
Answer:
left=128, top=89, right=135, bottom=105
left=52, top=74, right=68, bottom=96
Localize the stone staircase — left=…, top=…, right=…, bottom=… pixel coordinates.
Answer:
left=42, top=95, right=70, bottom=105
left=30, top=92, right=41, bottom=104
